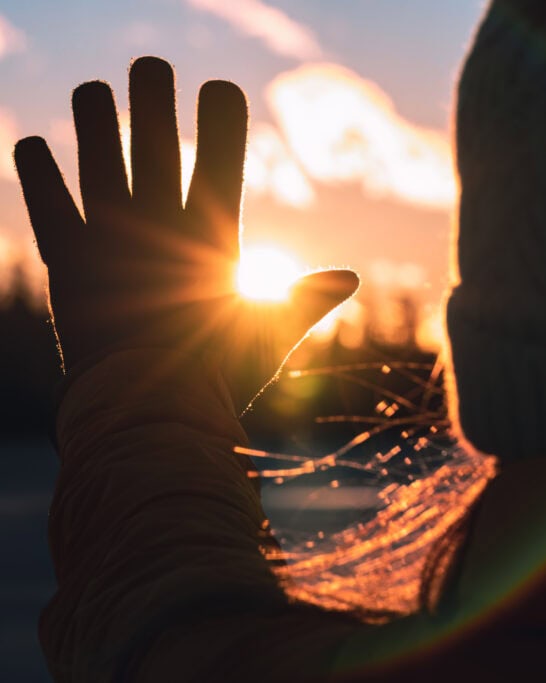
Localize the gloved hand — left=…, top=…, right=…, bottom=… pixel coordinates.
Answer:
left=15, top=56, right=358, bottom=411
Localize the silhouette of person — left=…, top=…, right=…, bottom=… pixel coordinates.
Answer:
left=13, top=3, right=546, bottom=677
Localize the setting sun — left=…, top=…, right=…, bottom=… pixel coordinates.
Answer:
left=237, top=245, right=302, bottom=301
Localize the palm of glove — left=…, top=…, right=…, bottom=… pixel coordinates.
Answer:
left=15, top=57, right=358, bottom=410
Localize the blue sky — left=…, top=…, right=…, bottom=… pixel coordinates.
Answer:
left=1, top=0, right=485, bottom=128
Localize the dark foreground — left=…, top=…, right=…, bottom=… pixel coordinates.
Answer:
left=1, top=438, right=57, bottom=683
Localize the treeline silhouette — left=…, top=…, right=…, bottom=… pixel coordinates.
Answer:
left=0, top=275, right=443, bottom=454
left=0, top=270, right=62, bottom=434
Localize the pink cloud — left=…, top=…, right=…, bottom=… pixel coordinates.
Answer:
left=0, top=16, right=26, bottom=59
left=267, top=63, right=457, bottom=210
left=0, top=108, right=19, bottom=182
left=185, top=0, right=322, bottom=60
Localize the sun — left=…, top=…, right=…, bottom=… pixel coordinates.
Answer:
left=237, top=245, right=302, bottom=301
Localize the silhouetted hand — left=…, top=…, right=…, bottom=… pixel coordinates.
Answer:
left=15, top=56, right=358, bottom=410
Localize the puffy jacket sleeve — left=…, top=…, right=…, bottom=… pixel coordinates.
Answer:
left=40, top=349, right=365, bottom=683
left=40, top=349, right=291, bottom=682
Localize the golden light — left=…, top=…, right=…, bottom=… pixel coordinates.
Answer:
left=267, top=63, right=457, bottom=210
left=310, top=307, right=338, bottom=338
left=119, top=110, right=131, bottom=185
left=309, top=297, right=365, bottom=347
left=119, top=112, right=196, bottom=204
left=0, top=232, right=17, bottom=296
left=0, top=107, right=18, bottom=181
left=237, top=244, right=302, bottom=301
left=416, top=306, right=443, bottom=352
left=180, top=139, right=196, bottom=203
left=245, top=122, right=314, bottom=207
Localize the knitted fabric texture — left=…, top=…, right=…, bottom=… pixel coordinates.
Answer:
left=41, top=350, right=287, bottom=683
left=448, top=0, right=546, bottom=460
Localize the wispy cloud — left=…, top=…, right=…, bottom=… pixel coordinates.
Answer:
left=245, top=122, right=314, bottom=207
left=49, top=118, right=76, bottom=148
left=184, top=0, right=322, bottom=60
left=121, top=21, right=160, bottom=48
left=267, top=63, right=457, bottom=210
left=180, top=126, right=313, bottom=207
left=48, top=114, right=310, bottom=208
left=0, top=16, right=26, bottom=59
left=0, top=108, right=19, bottom=181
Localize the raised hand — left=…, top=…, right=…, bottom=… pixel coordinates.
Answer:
left=15, top=56, right=358, bottom=410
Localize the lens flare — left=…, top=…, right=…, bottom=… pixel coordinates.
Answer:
left=237, top=245, right=302, bottom=301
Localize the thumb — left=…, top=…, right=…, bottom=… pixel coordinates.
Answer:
left=286, top=268, right=360, bottom=342
left=223, top=268, right=359, bottom=413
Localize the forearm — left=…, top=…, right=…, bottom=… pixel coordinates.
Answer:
left=41, top=350, right=287, bottom=682
left=42, top=348, right=546, bottom=682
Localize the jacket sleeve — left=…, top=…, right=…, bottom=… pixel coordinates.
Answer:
left=39, top=349, right=546, bottom=683
left=39, top=349, right=291, bottom=682
left=40, top=349, right=365, bottom=683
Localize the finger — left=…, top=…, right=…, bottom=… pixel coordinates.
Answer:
left=14, top=136, right=84, bottom=265
left=287, top=269, right=360, bottom=341
left=186, top=80, right=247, bottom=258
left=130, top=56, right=182, bottom=220
left=72, top=81, right=130, bottom=223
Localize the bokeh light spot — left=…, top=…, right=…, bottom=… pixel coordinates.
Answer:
left=237, top=244, right=302, bottom=301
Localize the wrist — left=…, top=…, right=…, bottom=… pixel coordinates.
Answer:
left=56, top=347, right=247, bottom=457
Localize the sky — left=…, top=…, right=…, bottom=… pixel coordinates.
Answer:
left=0, top=0, right=488, bottom=346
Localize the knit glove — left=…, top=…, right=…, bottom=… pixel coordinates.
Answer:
left=447, top=1, right=546, bottom=460
left=15, top=57, right=358, bottom=412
